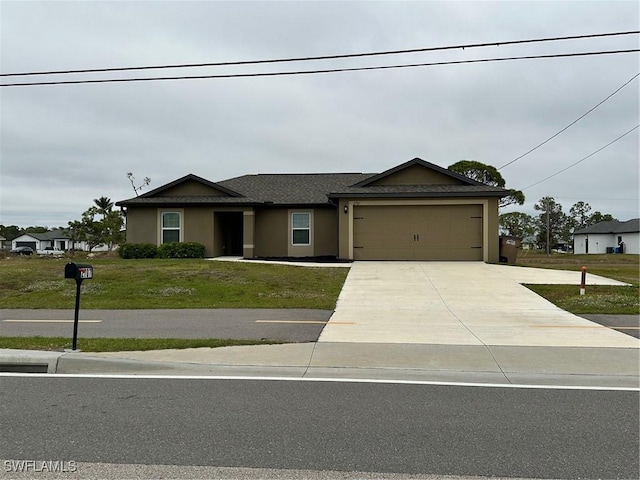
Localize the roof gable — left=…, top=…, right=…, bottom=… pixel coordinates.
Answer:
left=352, top=158, right=484, bottom=187
left=139, top=174, right=243, bottom=198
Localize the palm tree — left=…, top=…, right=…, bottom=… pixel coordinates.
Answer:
left=93, top=196, right=113, bottom=218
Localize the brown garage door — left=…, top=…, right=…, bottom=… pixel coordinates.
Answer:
left=353, top=205, right=483, bottom=260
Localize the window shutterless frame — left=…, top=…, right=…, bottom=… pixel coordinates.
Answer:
left=161, top=212, right=181, bottom=244
left=291, top=212, right=311, bottom=245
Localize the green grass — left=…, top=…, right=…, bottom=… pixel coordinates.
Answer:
left=516, top=251, right=639, bottom=286
left=526, top=285, right=639, bottom=315
left=0, top=336, right=284, bottom=352
left=0, top=256, right=349, bottom=310
left=517, top=252, right=639, bottom=315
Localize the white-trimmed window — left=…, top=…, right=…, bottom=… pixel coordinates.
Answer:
left=161, top=212, right=181, bottom=244
left=291, top=212, right=311, bottom=245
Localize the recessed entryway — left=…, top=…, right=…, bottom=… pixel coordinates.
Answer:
left=215, top=212, right=243, bottom=256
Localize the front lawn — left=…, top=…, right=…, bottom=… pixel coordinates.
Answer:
left=0, top=257, right=349, bottom=310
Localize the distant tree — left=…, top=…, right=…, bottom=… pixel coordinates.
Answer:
left=101, top=210, right=125, bottom=250
left=127, top=172, right=151, bottom=197
left=534, top=196, right=570, bottom=251
left=588, top=211, right=617, bottom=225
left=569, top=201, right=592, bottom=231
left=93, top=196, right=114, bottom=218
left=24, top=226, right=49, bottom=234
left=67, top=204, right=125, bottom=252
left=0, top=225, right=22, bottom=240
left=499, top=212, right=535, bottom=239
left=448, top=160, right=525, bottom=208
left=67, top=207, right=103, bottom=252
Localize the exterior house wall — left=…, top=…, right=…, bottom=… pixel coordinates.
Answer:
left=161, top=181, right=229, bottom=196
left=368, top=165, right=463, bottom=186
left=253, top=207, right=337, bottom=258
left=313, top=207, right=339, bottom=256
left=623, top=232, right=640, bottom=254
left=486, top=197, right=500, bottom=263
left=254, top=208, right=288, bottom=257
left=125, top=208, right=158, bottom=245
left=184, top=207, right=215, bottom=257
left=574, top=232, right=640, bottom=254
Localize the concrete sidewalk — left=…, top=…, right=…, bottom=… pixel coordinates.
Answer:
left=2, top=342, right=638, bottom=388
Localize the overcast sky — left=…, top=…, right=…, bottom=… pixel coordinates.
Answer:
left=1, top=0, right=638, bottom=228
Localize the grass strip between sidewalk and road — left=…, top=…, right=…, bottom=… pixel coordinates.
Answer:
left=0, top=337, right=285, bottom=352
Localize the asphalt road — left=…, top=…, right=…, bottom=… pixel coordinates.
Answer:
left=580, top=314, right=640, bottom=339
left=0, top=309, right=332, bottom=342
left=0, top=376, right=637, bottom=479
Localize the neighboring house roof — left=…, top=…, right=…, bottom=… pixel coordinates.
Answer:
left=18, top=229, right=69, bottom=241
left=116, top=157, right=509, bottom=207
left=574, top=218, right=639, bottom=235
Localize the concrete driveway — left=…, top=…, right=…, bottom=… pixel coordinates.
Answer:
left=319, top=262, right=639, bottom=348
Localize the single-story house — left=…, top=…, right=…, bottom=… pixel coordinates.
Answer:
left=11, top=229, right=109, bottom=252
left=11, top=229, right=71, bottom=251
left=573, top=218, right=639, bottom=254
left=116, top=158, right=509, bottom=262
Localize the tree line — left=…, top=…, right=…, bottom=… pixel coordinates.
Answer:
left=500, top=199, right=616, bottom=249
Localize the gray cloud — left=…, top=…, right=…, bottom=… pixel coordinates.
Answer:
left=1, top=0, right=638, bottom=227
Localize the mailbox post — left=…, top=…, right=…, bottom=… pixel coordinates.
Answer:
left=64, top=263, right=93, bottom=351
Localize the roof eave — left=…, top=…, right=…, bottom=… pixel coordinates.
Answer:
left=327, top=191, right=508, bottom=199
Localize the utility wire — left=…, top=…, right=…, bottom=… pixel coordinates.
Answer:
left=498, top=72, right=640, bottom=170
left=1, top=49, right=638, bottom=87
left=521, top=124, right=639, bottom=190
left=1, top=30, right=637, bottom=78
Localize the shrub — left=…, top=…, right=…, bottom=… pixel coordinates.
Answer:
left=157, top=242, right=205, bottom=259
left=119, top=243, right=158, bottom=259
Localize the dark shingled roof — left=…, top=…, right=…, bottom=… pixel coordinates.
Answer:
left=574, top=218, right=639, bottom=235
left=116, top=158, right=511, bottom=207
left=218, top=173, right=375, bottom=205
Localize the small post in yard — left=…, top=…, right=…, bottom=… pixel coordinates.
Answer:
left=580, top=266, right=587, bottom=296
left=64, top=263, right=93, bottom=351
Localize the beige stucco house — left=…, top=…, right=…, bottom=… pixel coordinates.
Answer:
left=116, top=158, right=509, bottom=262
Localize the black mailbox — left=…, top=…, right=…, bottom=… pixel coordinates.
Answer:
left=64, top=263, right=93, bottom=351
left=65, top=263, right=93, bottom=280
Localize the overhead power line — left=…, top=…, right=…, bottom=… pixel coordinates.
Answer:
left=1, top=49, right=638, bottom=87
left=521, top=124, right=639, bottom=190
left=1, top=30, right=637, bottom=78
left=498, top=72, right=640, bottom=170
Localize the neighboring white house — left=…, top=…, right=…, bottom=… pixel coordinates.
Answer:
left=573, top=218, right=639, bottom=255
left=11, top=229, right=109, bottom=252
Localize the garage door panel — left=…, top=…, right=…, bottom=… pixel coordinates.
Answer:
left=353, top=205, right=483, bottom=261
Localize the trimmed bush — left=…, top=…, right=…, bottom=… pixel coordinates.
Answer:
left=157, top=242, right=205, bottom=259
left=119, top=243, right=158, bottom=259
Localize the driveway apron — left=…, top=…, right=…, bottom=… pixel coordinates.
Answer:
left=319, top=261, right=639, bottom=348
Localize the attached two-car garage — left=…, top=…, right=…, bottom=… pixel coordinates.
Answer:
left=352, top=204, right=484, bottom=261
